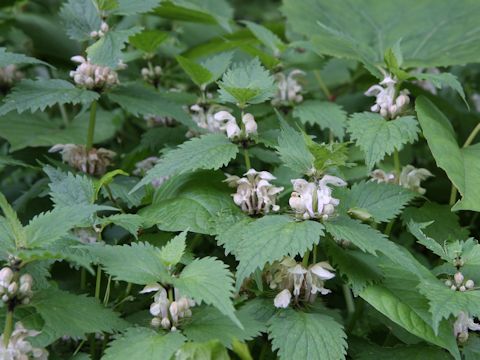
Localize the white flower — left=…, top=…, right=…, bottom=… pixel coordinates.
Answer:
left=305, top=262, right=336, bottom=300
left=141, top=65, right=162, bottom=84
left=189, top=104, right=224, bottom=134
left=370, top=169, right=396, bottom=184
left=0, top=267, right=13, bottom=288
left=289, top=175, right=346, bottom=220
left=274, top=289, right=292, bottom=308
left=49, top=144, right=115, bottom=176
left=225, top=169, right=283, bottom=215
left=0, top=64, right=23, bottom=89
left=0, top=322, right=48, bottom=360
left=69, top=56, right=124, bottom=90
left=272, top=69, right=305, bottom=106
left=365, top=73, right=410, bottom=119
left=73, top=227, right=97, bottom=244
left=288, top=264, right=307, bottom=297
left=90, top=21, right=109, bottom=38
left=213, top=111, right=258, bottom=140
left=454, top=311, right=480, bottom=343
left=398, top=165, right=433, bottom=195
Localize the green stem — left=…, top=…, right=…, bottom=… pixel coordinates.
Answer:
left=80, top=268, right=87, bottom=291
left=302, top=250, right=310, bottom=267
left=384, top=219, right=395, bottom=236
left=86, top=100, right=98, bottom=151
left=393, top=148, right=401, bottom=175
left=103, top=275, right=112, bottom=306
left=313, top=70, right=332, bottom=99
left=3, top=310, right=13, bottom=347
left=313, top=244, right=318, bottom=264
left=243, top=148, right=251, bottom=170
left=342, top=284, right=355, bottom=315
left=449, top=186, right=457, bottom=206
left=95, top=266, right=102, bottom=299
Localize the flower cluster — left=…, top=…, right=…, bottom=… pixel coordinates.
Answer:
left=224, top=169, right=283, bottom=215
left=143, top=114, right=176, bottom=127
left=141, top=65, right=162, bottom=84
left=445, top=271, right=475, bottom=292
left=0, top=267, right=33, bottom=305
left=73, top=227, right=98, bottom=244
left=69, top=56, right=125, bottom=91
left=49, top=144, right=116, bottom=176
left=214, top=111, right=257, bottom=140
left=141, top=284, right=195, bottom=332
left=90, top=21, right=109, bottom=39
left=0, top=322, right=48, bottom=360
left=289, top=175, right=347, bottom=220
left=266, top=257, right=335, bottom=308
left=134, top=156, right=169, bottom=188
left=454, top=311, right=480, bottom=343
left=189, top=104, right=223, bottom=134
left=365, top=73, right=410, bottom=119
left=370, top=165, right=433, bottom=194
left=272, top=69, right=305, bottom=106
left=0, top=65, right=23, bottom=89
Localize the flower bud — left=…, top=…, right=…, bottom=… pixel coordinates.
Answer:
left=450, top=285, right=457, bottom=291
left=274, top=289, right=292, bottom=309
left=141, top=68, right=150, bottom=77
left=460, top=285, right=467, bottom=292
left=0, top=267, right=14, bottom=287
left=169, top=302, right=179, bottom=318
left=445, top=279, right=452, bottom=287
left=90, top=31, right=98, bottom=38
left=160, top=317, right=171, bottom=329
left=100, top=21, right=109, bottom=33
left=154, top=66, right=162, bottom=75
left=454, top=272, right=464, bottom=286
left=2, top=294, right=8, bottom=302
left=151, top=317, right=161, bottom=328
left=7, top=282, right=18, bottom=295
left=465, top=279, right=475, bottom=289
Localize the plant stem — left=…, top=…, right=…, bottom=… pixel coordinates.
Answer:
left=384, top=219, right=395, bottom=236
left=86, top=100, right=98, bottom=151
left=313, top=70, right=332, bottom=100
left=342, top=284, right=355, bottom=315
left=302, top=249, right=310, bottom=267
left=393, top=148, right=401, bottom=175
left=243, top=148, right=251, bottom=170
left=80, top=268, right=87, bottom=290
left=103, top=275, right=112, bottom=306
left=3, top=310, right=13, bottom=347
left=313, top=244, right=318, bottom=264
left=95, top=266, right=102, bottom=299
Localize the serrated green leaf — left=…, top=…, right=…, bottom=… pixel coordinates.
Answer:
left=353, top=341, right=452, bottom=360
left=242, top=21, right=285, bottom=54
left=0, top=192, right=26, bottom=251
left=347, top=113, right=419, bottom=169
left=416, top=96, right=480, bottom=211
left=306, top=140, right=349, bottom=173
left=159, top=231, right=187, bottom=266
left=176, top=55, right=213, bottom=87
left=44, top=166, right=95, bottom=207
left=268, top=310, right=347, bottom=360
left=174, top=257, right=241, bottom=328
left=129, top=30, right=168, bottom=54
left=91, top=242, right=169, bottom=284
left=0, top=47, right=51, bottom=68
left=0, top=79, right=99, bottom=116
left=132, top=134, right=238, bottom=192
left=275, top=120, right=314, bottom=174
left=406, top=221, right=448, bottom=260
left=200, top=52, right=233, bottom=83
left=103, top=327, right=185, bottom=360
left=112, top=0, right=161, bottom=15
left=31, top=288, right=128, bottom=346
left=176, top=340, right=229, bottom=360
left=411, top=72, right=467, bottom=106
left=218, top=58, right=276, bottom=105
left=101, top=214, right=143, bottom=239
left=293, top=100, right=347, bottom=139
left=59, top=0, right=101, bottom=41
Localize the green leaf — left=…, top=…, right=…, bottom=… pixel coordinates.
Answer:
left=174, top=257, right=240, bottom=327
left=347, top=113, right=419, bottom=169
left=0, top=47, right=51, bottom=68
left=112, top=0, right=161, bottom=15
left=415, top=96, right=480, bottom=211
left=176, top=340, right=229, bottom=360
left=337, top=181, right=417, bottom=223
left=306, top=140, right=349, bottom=173
left=159, top=231, right=187, bottom=267
left=91, top=242, right=169, bottom=284
left=283, top=0, right=480, bottom=69
left=86, top=27, right=142, bottom=68
left=176, top=55, right=213, bottom=87
left=293, top=100, right=347, bottom=139
left=95, top=169, right=129, bottom=199
left=31, top=288, right=127, bottom=346
left=218, top=58, right=276, bottom=105
left=406, top=221, right=448, bottom=260
left=0, top=79, right=99, bottom=116
left=276, top=120, right=314, bottom=174
left=225, top=215, right=324, bottom=288
left=353, top=341, right=453, bottom=360
left=268, top=310, right=347, bottom=360
left=0, top=192, right=26, bottom=251
left=200, top=52, right=233, bottom=83
left=411, top=72, right=467, bottom=106
left=242, top=21, right=285, bottom=54
left=103, top=327, right=186, bottom=360
left=101, top=214, right=143, bottom=239
left=44, top=166, right=95, bottom=207
left=59, top=0, right=102, bottom=41
left=132, top=134, right=238, bottom=192
left=129, top=30, right=168, bottom=53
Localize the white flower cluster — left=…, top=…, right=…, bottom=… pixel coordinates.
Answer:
left=0, top=322, right=48, bottom=360
left=0, top=268, right=33, bottom=305
left=0, top=65, right=23, bottom=88
left=90, top=21, right=109, bottom=39
left=49, top=144, right=116, bottom=176
left=73, top=227, right=98, bottom=244
left=370, top=165, right=433, bottom=194
left=266, top=258, right=335, bottom=308
left=189, top=104, right=223, bottom=134
left=141, top=65, right=162, bottom=84
left=454, top=311, right=480, bottom=343
left=289, top=175, right=346, bottom=220
left=224, top=169, right=283, bottom=215
left=69, top=56, right=125, bottom=90
left=133, top=156, right=169, bottom=188
left=445, top=272, right=475, bottom=292
left=365, top=73, right=410, bottom=119
left=141, top=284, right=195, bottom=332
left=143, top=114, right=175, bottom=127
left=272, top=69, right=305, bottom=106
left=214, top=111, right=257, bottom=140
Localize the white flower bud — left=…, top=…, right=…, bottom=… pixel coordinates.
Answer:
left=2, top=294, right=8, bottom=302
left=154, top=66, right=162, bottom=75
left=454, top=272, right=464, bottom=286
left=0, top=267, right=14, bottom=287
left=465, top=279, right=475, bottom=289
left=7, top=282, right=18, bottom=295
left=90, top=31, right=98, bottom=38
left=450, top=285, right=457, bottom=291
left=460, top=285, right=467, bottom=292
left=445, top=280, right=452, bottom=287
left=151, top=317, right=161, bottom=328
left=141, top=68, right=150, bottom=77
left=274, top=289, right=291, bottom=308
left=160, top=317, right=171, bottom=329
left=100, top=21, right=109, bottom=33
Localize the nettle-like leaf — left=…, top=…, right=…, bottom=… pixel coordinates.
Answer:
left=101, top=213, right=144, bottom=239
left=276, top=120, right=314, bottom=174
left=174, top=257, right=241, bottom=328
left=407, top=221, right=449, bottom=261
left=159, top=231, right=187, bottom=267
left=176, top=340, right=229, bottom=360
left=416, top=96, right=480, bottom=211
left=410, top=72, right=467, bottom=106
left=0, top=47, right=51, bottom=68
left=111, top=0, right=162, bottom=15
left=0, top=79, right=99, bottom=116
left=218, top=215, right=324, bottom=288
left=347, top=113, right=419, bottom=169
left=59, top=0, right=102, bottom=41
left=176, top=55, right=214, bottom=88
left=129, top=30, right=168, bottom=54
left=353, top=341, right=453, bottom=360
left=86, top=27, right=142, bottom=68
left=31, top=288, right=128, bottom=346
left=306, top=139, right=349, bottom=173
left=44, top=166, right=95, bottom=207
left=283, top=0, right=480, bottom=69
left=0, top=192, right=26, bottom=252
left=293, top=100, right=347, bottom=139
left=132, top=134, right=239, bottom=192
left=218, top=58, right=276, bottom=105
left=103, top=327, right=186, bottom=360
left=242, top=21, right=285, bottom=54
left=337, top=181, right=418, bottom=223
left=268, top=310, right=347, bottom=360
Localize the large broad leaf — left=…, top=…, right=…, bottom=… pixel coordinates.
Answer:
left=283, top=0, right=480, bottom=69
left=0, top=47, right=51, bottom=68
left=276, top=120, right=314, bottom=175
left=112, top=0, right=162, bottom=15
left=103, top=327, right=186, bottom=360
left=353, top=341, right=453, bottom=360
left=44, top=167, right=95, bottom=207
left=0, top=109, right=118, bottom=151
left=129, top=30, right=168, bottom=54
left=416, top=96, right=480, bottom=211
left=268, top=310, right=347, bottom=360
left=59, top=0, right=101, bottom=41
left=132, top=134, right=238, bottom=192
left=347, top=113, right=419, bottom=169
left=0, top=79, right=99, bottom=116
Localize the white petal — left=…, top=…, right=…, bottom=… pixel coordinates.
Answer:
left=274, top=289, right=292, bottom=308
